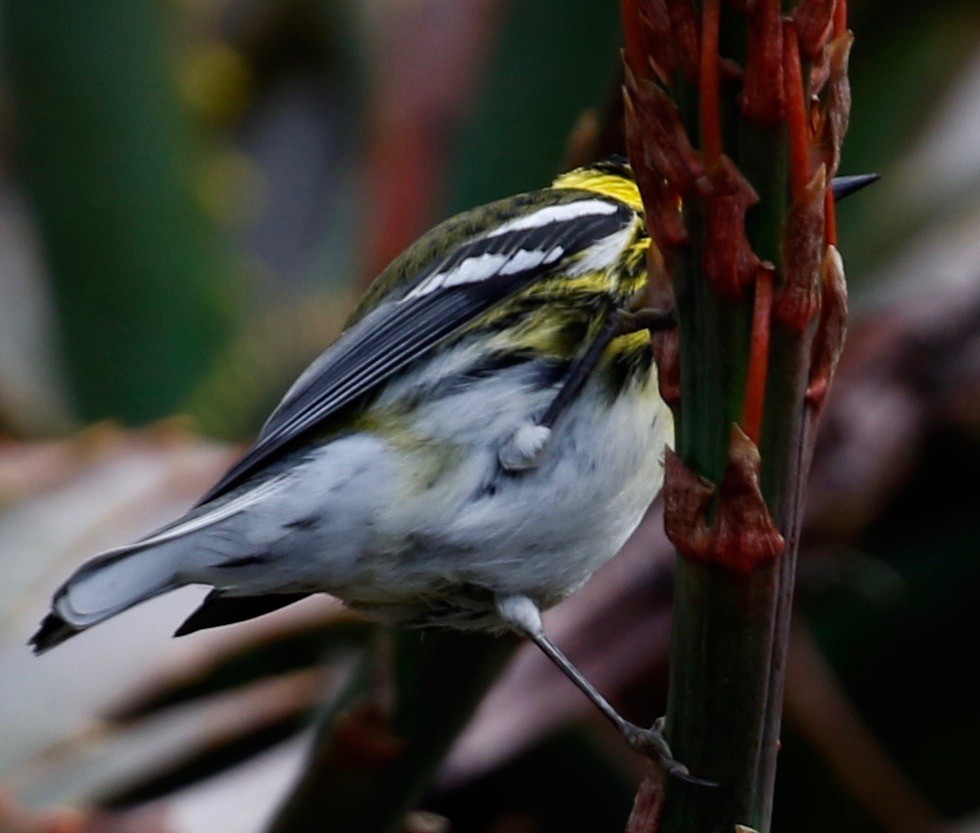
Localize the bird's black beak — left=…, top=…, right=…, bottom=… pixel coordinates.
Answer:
left=831, top=173, right=880, bottom=202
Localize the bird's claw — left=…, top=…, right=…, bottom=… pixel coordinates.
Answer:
left=622, top=721, right=686, bottom=774
left=622, top=720, right=716, bottom=788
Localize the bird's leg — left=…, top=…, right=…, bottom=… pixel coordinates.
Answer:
left=540, top=307, right=675, bottom=430
left=495, top=595, right=693, bottom=779
left=498, top=307, right=675, bottom=471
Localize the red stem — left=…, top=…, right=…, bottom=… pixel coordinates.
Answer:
left=834, top=0, right=848, bottom=36
left=824, top=187, right=838, bottom=246
left=829, top=0, right=846, bottom=245
left=622, top=0, right=645, bottom=77
left=700, top=0, right=723, bottom=167
left=742, top=267, right=774, bottom=443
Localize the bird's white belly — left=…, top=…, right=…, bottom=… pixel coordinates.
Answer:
left=337, top=361, right=672, bottom=616
left=199, top=358, right=673, bottom=626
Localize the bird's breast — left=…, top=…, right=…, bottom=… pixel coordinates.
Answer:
left=360, top=348, right=673, bottom=609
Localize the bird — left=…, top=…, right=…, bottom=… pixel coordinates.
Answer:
left=31, top=158, right=876, bottom=776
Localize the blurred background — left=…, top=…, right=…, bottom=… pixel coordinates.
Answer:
left=0, top=1, right=978, bottom=831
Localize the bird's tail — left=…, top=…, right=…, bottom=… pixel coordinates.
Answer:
left=31, top=479, right=292, bottom=654
left=30, top=540, right=182, bottom=654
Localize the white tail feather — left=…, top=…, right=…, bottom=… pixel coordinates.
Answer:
left=54, top=541, right=181, bottom=628
left=52, top=476, right=288, bottom=629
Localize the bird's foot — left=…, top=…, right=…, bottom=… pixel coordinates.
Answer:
left=621, top=720, right=715, bottom=787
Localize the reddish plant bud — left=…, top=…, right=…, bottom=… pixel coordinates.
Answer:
left=623, top=0, right=677, bottom=85
left=806, top=245, right=848, bottom=410
left=630, top=157, right=688, bottom=250
left=816, top=32, right=854, bottom=178
left=710, top=427, right=786, bottom=569
left=625, top=70, right=705, bottom=196
left=667, top=0, right=702, bottom=83
left=664, top=431, right=785, bottom=571
left=624, top=92, right=689, bottom=250
left=740, top=0, right=784, bottom=127
left=810, top=46, right=831, bottom=94
left=794, top=0, right=837, bottom=60
left=775, top=165, right=826, bottom=329
left=647, top=0, right=679, bottom=85
left=663, top=450, right=715, bottom=557
left=626, top=769, right=666, bottom=833
left=699, top=156, right=761, bottom=298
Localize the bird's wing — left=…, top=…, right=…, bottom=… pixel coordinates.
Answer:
left=196, top=194, right=636, bottom=504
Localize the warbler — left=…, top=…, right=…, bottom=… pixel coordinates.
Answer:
left=31, top=159, right=874, bottom=775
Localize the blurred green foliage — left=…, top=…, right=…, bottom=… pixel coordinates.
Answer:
left=3, top=0, right=235, bottom=424
left=448, top=1, right=622, bottom=211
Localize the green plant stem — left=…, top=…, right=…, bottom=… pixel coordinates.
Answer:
left=664, top=562, right=780, bottom=829
left=267, top=630, right=513, bottom=833
left=659, top=27, right=813, bottom=833
left=754, top=324, right=816, bottom=821
left=662, top=255, right=788, bottom=833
